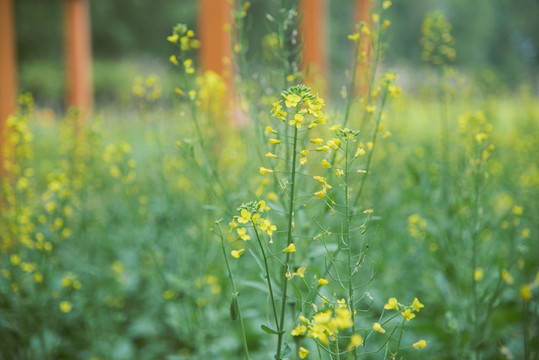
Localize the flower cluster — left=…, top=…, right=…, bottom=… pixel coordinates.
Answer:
left=421, top=11, right=456, bottom=66
left=292, top=299, right=361, bottom=349
left=270, top=84, right=326, bottom=130
left=384, top=296, right=424, bottom=321
left=228, top=200, right=277, bottom=258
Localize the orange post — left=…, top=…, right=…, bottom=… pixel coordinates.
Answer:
left=198, top=0, right=234, bottom=97
left=0, top=0, right=17, bottom=178
left=64, top=0, right=93, bottom=119
left=299, top=0, right=327, bottom=90
left=354, top=0, right=372, bottom=95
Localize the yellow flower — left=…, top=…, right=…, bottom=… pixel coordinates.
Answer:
left=413, top=339, right=427, bottom=349
left=284, top=93, right=302, bottom=108
left=382, top=0, right=392, bottom=9
left=237, top=209, right=251, bottom=224
left=384, top=297, right=398, bottom=311
left=231, top=249, right=245, bottom=259
left=373, top=322, right=386, bottom=333
left=299, top=157, right=307, bottom=165
left=289, top=113, right=304, bottom=128
left=269, top=139, right=281, bottom=145
left=169, top=55, right=179, bottom=65
left=402, top=309, right=415, bottom=321
left=336, top=169, right=344, bottom=177
left=501, top=269, right=514, bottom=285
left=314, top=191, right=326, bottom=199
left=10, top=254, right=21, bottom=266
left=347, top=334, right=363, bottom=351
left=382, top=19, right=391, bottom=29
left=310, top=138, right=324, bottom=144
left=318, top=278, right=328, bottom=286
left=259, top=167, right=274, bottom=175
left=265, top=126, right=277, bottom=134
left=474, top=267, right=484, bottom=281
left=59, top=301, right=72, bottom=313
left=256, top=200, right=270, bottom=212
left=291, top=324, right=307, bottom=336
left=167, top=34, right=179, bottom=43
left=282, top=243, right=296, bottom=253
left=299, top=347, right=309, bottom=359
left=163, top=289, right=174, bottom=299
left=348, top=33, right=360, bottom=42
left=259, top=219, right=277, bottom=236
left=34, top=272, right=43, bottom=283
left=229, top=219, right=238, bottom=232
left=321, top=159, right=332, bottom=168
left=411, top=297, right=424, bottom=312
left=236, top=227, right=251, bottom=241
left=292, top=267, right=306, bottom=278
left=520, top=285, right=531, bottom=301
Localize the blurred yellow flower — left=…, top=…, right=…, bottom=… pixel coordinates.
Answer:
left=259, top=167, right=274, bottom=175
left=413, top=339, right=427, bottom=349
left=59, top=301, right=72, bottom=313
left=231, top=249, right=245, bottom=259
left=282, top=243, right=296, bottom=253
left=373, top=322, right=386, bottom=333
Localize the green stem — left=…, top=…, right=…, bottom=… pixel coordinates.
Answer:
left=471, top=149, right=481, bottom=359
left=217, top=224, right=251, bottom=360
left=344, top=141, right=358, bottom=360
left=275, top=124, right=299, bottom=359
left=252, top=220, right=280, bottom=329
left=353, top=88, right=388, bottom=209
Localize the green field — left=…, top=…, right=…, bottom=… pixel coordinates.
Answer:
left=1, top=3, right=538, bottom=360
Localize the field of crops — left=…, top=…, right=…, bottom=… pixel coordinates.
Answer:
left=1, top=2, right=538, bottom=360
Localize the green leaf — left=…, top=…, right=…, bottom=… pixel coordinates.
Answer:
left=230, top=294, right=238, bottom=321
left=260, top=324, right=284, bottom=335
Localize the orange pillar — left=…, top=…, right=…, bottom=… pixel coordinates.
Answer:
left=0, top=0, right=17, bottom=178
left=354, top=0, right=372, bottom=95
left=198, top=0, right=233, bottom=92
left=300, top=0, right=327, bottom=90
left=64, top=0, right=93, bottom=118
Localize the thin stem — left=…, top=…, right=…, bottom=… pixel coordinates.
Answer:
left=344, top=141, right=358, bottom=360
left=252, top=220, right=280, bottom=329
left=353, top=88, right=388, bottom=209
left=276, top=124, right=299, bottom=359
left=216, top=224, right=251, bottom=360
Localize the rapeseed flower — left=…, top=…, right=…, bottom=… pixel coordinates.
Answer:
left=291, top=324, right=307, bottom=336
left=318, top=278, right=328, bottom=286
left=299, top=347, right=309, bottom=358
left=373, top=322, right=386, bottom=333
left=231, top=249, right=245, bottom=258
left=259, top=167, right=274, bottom=175
left=282, top=243, right=296, bottom=253
left=402, top=309, right=415, bottom=321
left=413, top=339, right=427, bottom=349
left=384, top=297, right=398, bottom=311
left=347, top=334, right=363, bottom=351
left=411, top=297, right=424, bottom=312
left=237, top=209, right=251, bottom=224
left=236, top=228, right=251, bottom=241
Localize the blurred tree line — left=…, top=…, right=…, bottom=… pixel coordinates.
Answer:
left=14, top=0, right=538, bottom=105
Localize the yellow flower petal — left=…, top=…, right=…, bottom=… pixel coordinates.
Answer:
left=282, top=243, right=296, bottom=253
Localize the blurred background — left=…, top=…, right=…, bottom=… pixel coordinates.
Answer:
left=13, top=0, right=539, bottom=109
